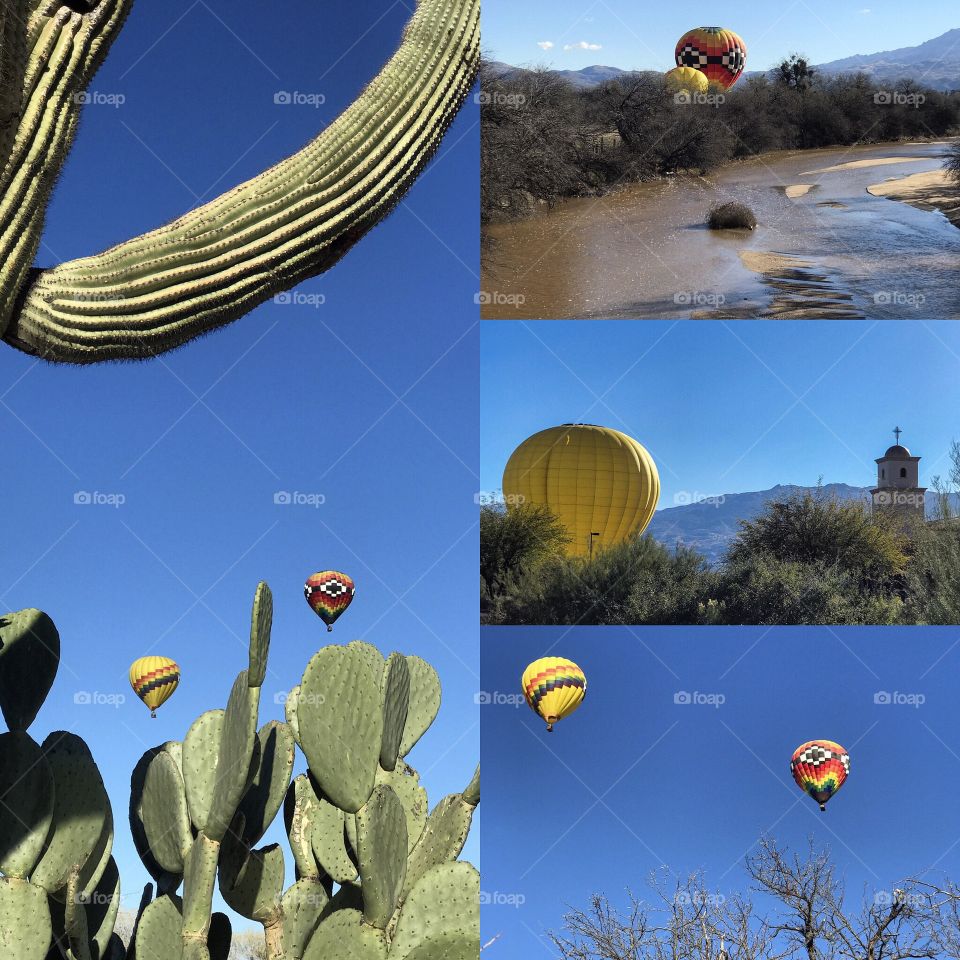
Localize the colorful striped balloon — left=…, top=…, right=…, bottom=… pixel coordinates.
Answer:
left=305, top=570, right=356, bottom=631
left=791, top=740, right=850, bottom=811
left=675, top=27, right=748, bottom=90
left=129, top=656, right=180, bottom=718
left=521, top=657, right=586, bottom=732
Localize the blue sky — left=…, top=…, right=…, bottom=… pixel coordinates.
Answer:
left=484, top=0, right=959, bottom=71
left=481, top=321, right=960, bottom=509
left=1, top=0, right=478, bottom=930
left=481, top=626, right=960, bottom=957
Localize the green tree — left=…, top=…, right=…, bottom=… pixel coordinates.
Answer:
left=776, top=54, right=817, bottom=90
left=479, top=503, right=570, bottom=613
left=726, top=493, right=908, bottom=584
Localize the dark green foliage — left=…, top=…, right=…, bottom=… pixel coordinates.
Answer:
left=481, top=58, right=960, bottom=222
left=708, top=202, right=757, bottom=230
left=483, top=490, right=958, bottom=625
left=480, top=504, right=570, bottom=620
left=725, top=494, right=908, bottom=583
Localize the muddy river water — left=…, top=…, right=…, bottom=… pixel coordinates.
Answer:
left=481, top=142, right=960, bottom=320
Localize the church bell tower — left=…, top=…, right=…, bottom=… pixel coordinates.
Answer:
left=871, top=427, right=926, bottom=520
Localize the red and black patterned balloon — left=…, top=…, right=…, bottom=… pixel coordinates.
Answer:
left=304, top=571, right=356, bottom=631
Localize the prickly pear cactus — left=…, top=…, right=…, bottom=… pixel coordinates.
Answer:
left=0, top=610, right=122, bottom=960
left=0, top=584, right=479, bottom=960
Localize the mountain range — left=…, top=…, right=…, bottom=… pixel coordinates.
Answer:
left=647, top=484, right=958, bottom=565
left=489, top=27, right=960, bottom=92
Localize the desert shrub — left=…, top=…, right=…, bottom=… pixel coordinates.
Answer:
left=708, top=201, right=757, bottom=230
left=725, top=493, right=908, bottom=584
left=901, top=522, right=960, bottom=624
left=712, top=554, right=902, bottom=625
left=501, top=536, right=713, bottom=625
left=480, top=503, right=570, bottom=621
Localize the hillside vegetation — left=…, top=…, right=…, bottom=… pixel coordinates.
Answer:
left=481, top=56, right=960, bottom=222
left=480, top=492, right=960, bottom=625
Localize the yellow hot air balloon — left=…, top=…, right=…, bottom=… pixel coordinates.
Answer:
left=502, top=424, right=660, bottom=558
left=522, top=657, right=586, bottom=732
left=665, top=66, right=709, bottom=96
left=129, top=656, right=180, bottom=718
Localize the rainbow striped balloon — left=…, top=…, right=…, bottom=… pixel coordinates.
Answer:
left=304, top=570, right=356, bottom=631
left=521, top=657, right=586, bottom=732
left=129, top=656, right=180, bottom=718
left=791, top=740, right=850, bottom=811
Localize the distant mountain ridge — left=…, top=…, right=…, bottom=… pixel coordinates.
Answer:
left=648, top=483, right=959, bottom=565
left=488, top=28, right=960, bottom=92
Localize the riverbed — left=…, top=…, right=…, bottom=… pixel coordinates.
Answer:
left=481, top=141, right=960, bottom=320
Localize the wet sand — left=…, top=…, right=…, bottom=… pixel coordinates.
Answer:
left=482, top=141, right=960, bottom=319
left=867, top=169, right=960, bottom=229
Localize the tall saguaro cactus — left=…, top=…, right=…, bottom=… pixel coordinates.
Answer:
left=0, top=0, right=479, bottom=363
left=0, top=585, right=479, bottom=959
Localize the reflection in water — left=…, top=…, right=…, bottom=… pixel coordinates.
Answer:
left=481, top=142, right=960, bottom=320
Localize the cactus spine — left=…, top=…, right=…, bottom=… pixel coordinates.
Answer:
left=0, top=0, right=479, bottom=363
left=0, top=583, right=479, bottom=958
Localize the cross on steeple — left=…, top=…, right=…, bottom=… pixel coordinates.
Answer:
left=893, top=426, right=903, bottom=444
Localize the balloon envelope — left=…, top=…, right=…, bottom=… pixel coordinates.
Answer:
left=129, top=656, right=180, bottom=717
left=305, top=571, right=356, bottom=631
left=675, top=27, right=747, bottom=90
left=502, top=424, right=660, bottom=558
left=665, top=66, right=710, bottom=95
left=522, top=657, right=586, bottom=732
left=791, top=740, right=849, bottom=810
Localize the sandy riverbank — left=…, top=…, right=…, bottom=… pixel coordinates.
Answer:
left=867, top=169, right=960, bottom=229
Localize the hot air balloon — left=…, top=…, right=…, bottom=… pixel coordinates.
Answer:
left=305, top=571, right=355, bottom=631
left=129, top=656, right=180, bottom=718
left=522, top=657, right=586, bottom=732
left=502, top=424, right=660, bottom=558
left=675, top=27, right=747, bottom=90
left=791, top=740, right=849, bottom=811
left=665, top=66, right=710, bottom=96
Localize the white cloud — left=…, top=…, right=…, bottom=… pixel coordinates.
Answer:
left=563, top=41, right=602, bottom=51
left=537, top=40, right=555, bottom=50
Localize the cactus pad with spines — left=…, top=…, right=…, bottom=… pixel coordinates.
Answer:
left=140, top=751, right=192, bottom=875
left=206, top=671, right=261, bottom=842
left=236, top=721, right=296, bottom=847
left=399, top=657, right=441, bottom=758
left=31, top=733, right=110, bottom=896
left=298, top=644, right=384, bottom=814
left=390, top=862, right=479, bottom=960
left=380, top=653, right=410, bottom=772
left=182, top=710, right=225, bottom=835
left=134, top=894, right=184, bottom=957
left=0, top=732, right=53, bottom=878
left=303, top=907, right=387, bottom=960
left=0, top=876, right=52, bottom=959
left=356, top=784, right=408, bottom=929
left=0, top=609, right=59, bottom=732
left=248, top=582, right=273, bottom=688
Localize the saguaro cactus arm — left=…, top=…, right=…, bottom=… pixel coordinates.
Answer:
left=0, top=0, right=480, bottom=363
